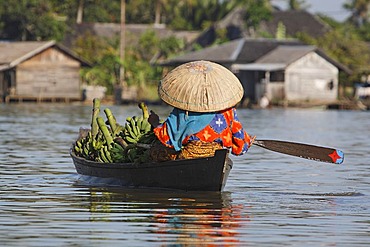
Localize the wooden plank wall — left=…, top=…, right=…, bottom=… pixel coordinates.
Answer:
left=15, top=47, right=81, bottom=100
left=285, top=52, right=338, bottom=101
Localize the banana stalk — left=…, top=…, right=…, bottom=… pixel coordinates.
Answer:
left=104, top=108, right=117, bottom=133
left=97, top=116, right=113, bottom=147
left=138, top=102, right=149, bottom=119
left=91, top=98, right=101, bottom=139
left=114, top=137, right=128, bottom=149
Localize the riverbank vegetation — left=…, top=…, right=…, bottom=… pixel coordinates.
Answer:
left=0, top=0, right=369, bottom=102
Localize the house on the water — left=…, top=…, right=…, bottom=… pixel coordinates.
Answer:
left=161, top=38, right=351, bottom=104
left=0, top=40, right=90, bottom=103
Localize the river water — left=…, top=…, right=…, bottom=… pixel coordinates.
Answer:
left=0, top=103, right=369, bottom=246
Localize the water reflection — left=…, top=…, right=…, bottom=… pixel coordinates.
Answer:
left=86, top=188, right=246, bottom=245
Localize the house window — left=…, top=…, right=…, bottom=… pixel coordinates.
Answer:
left=270, top=71, right=284, bottom=82
left=327, top=80, right=334, bottom=90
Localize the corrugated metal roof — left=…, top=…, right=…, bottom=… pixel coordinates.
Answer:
left=159, top=38, right=351, bottom=74
left=236, top=39, right=302, bottom=63
left=160, top=38, right=302, bottom=66
left=160, top=39, right=244, bottom=66
left=256, top=45, right=316, bottom=65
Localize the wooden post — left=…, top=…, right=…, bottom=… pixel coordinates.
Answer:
left=114, top=0, right=126, bottom=104
left=154, top=0, right=161, bottom=26
left=76, top=0, right=84, bottom=24
left=120, top=0, right=126, bottom=87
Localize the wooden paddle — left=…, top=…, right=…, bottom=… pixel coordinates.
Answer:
left=253, top=140, right=344, bottom=164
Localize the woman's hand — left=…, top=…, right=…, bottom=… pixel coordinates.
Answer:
left=148, top=110, right=160, bottom=128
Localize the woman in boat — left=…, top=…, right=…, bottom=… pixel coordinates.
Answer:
left=149, top=60, right=255, bottom=160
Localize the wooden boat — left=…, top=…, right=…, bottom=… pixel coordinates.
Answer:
left=70, top=149, right=233, bottom=191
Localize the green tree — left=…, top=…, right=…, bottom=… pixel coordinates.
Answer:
left=344, top=0, right=370, bottom=26
left=126, top=0, right=155, bottom=24
left=243, top=0, right=272, bottom=29
left=288, top=0, right=309, bottom=10
left=275, top=21, right=286, bottom=39
left=356, top=22, right=370, bottom=40
left=0, top=0, right=66, bottom=41
left=74, top=33, right=121, bottom=93
left=163, top=0, right=236, bottom=30
left=73, top=29, right=184, bottom=97
left=297, top=25, right=370, bottom=83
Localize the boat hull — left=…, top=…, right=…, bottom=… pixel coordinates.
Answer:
left=70, top=149, right=232, bottom=191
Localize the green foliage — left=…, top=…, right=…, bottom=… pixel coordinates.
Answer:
left=79, top=52, right=121, bottom=95
left=288, top=0, right=310, bottom=10
left=73, top=33, right=121, bottom=93
left=343, top=0, right=370, bottom=27
left=214, top=28, right=229, bottom=45
left=163, top=0, right=236, bottom=30
left=126, top=0, right=155, bottom=24
left=275, top=21, right=286, bottom=40
left=158, top=36, right=185, bottom=58
left=296, top=25, right=370, bottom=83
left=0, top=0, right=274, bottom=42
left=1, top=0, right=368, bottom=101
left=0, top=0, right=66, bottom=41
left=73, top=29, right=183, bottom=96
left=137, top=30, right=160, bottom=61
left=124, top=30, right=184, bottom=87
left=316, top=14, right=343, bottom=29
left=49, top=0, right=121, bottom=24
left=243, top=0, right=272, bottom=28
left=356, top=22, right=370, bottom=41
left=81, top=0, right=121, bottom=23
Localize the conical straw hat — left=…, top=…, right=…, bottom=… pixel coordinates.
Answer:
left=158, top=60, right=244, bottom=112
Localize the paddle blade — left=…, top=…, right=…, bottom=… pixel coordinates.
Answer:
left=254, top=140, right=344, bottom=164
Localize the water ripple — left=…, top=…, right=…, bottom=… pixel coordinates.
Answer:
left=1, top=105, right=369, bottom=246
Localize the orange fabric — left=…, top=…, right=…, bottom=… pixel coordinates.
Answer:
left=153, top=108, right=252, bottom=155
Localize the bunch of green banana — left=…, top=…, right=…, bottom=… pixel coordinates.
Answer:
left=104, top=108, right=125, bottom=137
left=120, top=102, right=152, bottom=144
left=74, top=131, right=92, bottom=159
left=96, top=145, right=112, bottom=163
left=132, top=148, right=151, bottom=163
left=73, top=99, right=157, bottom=164
left=121, top=115, right=151, bottom=144
left=123, top=143, right=151, bottom=163
left=74, top=131, right=106, bottom=159
left=91, top=132, right=104, bottom=151
left=109, top=138, right=129, bottom=163
left=94, top=116, right=118, bottom=163
left=97, top=139, right=132, bottom=163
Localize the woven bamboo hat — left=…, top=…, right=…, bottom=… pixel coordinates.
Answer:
left=158, top=60, right=244, bottom=112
